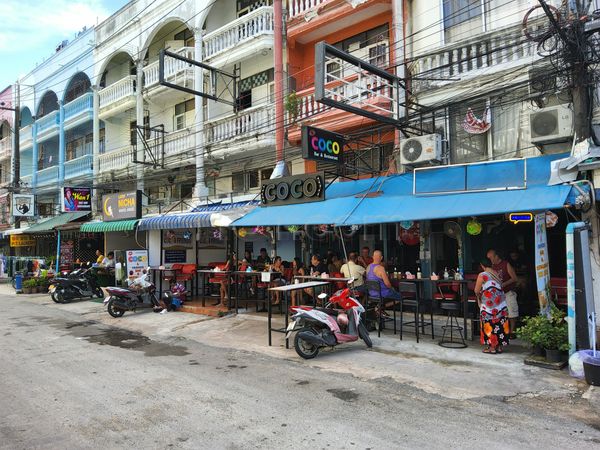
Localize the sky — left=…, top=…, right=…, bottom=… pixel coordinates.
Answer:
left=0, top=0, right=130, bottom=89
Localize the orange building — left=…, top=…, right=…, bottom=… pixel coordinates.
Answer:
left=286, top=0, right=397, bottom=174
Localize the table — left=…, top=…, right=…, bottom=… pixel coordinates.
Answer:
left=230, top=271, right=282, bottom=314
left=399, top=278, right=471, bottom=341
left=267, top=281, right=329, bottom=348
left=150, top=267, right=177, bottom=297
left=196, top=269, right=232, bottom=307
left=293, top=275, right=354, bottom=294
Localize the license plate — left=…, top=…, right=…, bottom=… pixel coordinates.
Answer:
left=285, top=320, right=297, bottom=339
left=103, top=297, right=110, bottom=304
left=48, top=285, right=55, bottom=293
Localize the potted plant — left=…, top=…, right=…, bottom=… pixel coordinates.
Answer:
left=284, top=91, right=301, bottom=122
left=543, top=307, right=570, bottom=362
left=516, top=314, right=548, bottom=356
left=22, top=279, right=36, bottom=294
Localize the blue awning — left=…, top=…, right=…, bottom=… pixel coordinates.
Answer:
left=234, top=154, right=579, bottom=227
left=138, top=201, right=259, bottom=230
left=233, top=177, right=384, bottom=226
left=341, top=153, right=577, bottom=225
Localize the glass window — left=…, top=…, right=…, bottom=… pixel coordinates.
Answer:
left=450, top=100, right=488, bottom=164
left=247, top=170, right=259, bottom=189
left=232, top=172, right=245, bottom=192
left=443, top=0, right=482, bottom=43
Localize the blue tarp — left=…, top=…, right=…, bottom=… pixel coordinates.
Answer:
left=232, top=154, right=576, bottom=226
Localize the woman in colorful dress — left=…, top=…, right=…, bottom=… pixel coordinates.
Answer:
left=474, top=257, right=510, bottom=354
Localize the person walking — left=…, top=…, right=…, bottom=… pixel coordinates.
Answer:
left=475, top=257, right=510, bottom=354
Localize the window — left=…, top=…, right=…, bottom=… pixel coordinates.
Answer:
left=236, top=90, right=252, bottom=111
left=247, top=170, right=259, bottom=189
left=232, top=172, right=245, bottom=192
left=237, top=0, right=271, bottom=17
left=174, top=99, right=194, bottom=130
left=443, top=0, right=483, bottom=43
left=238, top=69, right=274, bottom=109
left=130, top=121, right=137, bottom=146
left=174, top=29, right=194, bottom=47
left=232, top=169, right=265, bottom=192
left=450, top=100, right=488, bottom=164
left=38, top=202, right=54, bottom=216
left=260, top=167, right=273, bottom=181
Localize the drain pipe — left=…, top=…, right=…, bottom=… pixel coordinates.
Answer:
left=566, top=222, right=586, bottom=356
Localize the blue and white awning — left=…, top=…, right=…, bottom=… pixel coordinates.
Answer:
left=138, top=200, right=258, bottom=231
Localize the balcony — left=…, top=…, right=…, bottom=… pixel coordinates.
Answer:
left=64, top=92, right=93, bottom=131
left=144, top=47, right=195, bottom=90
left=203, top=6, right=273, bottom=67
left=19, top=125, right=32, bottom=149
left=205, top=104, right=275, bottom=156
left=288, top=0, right=328, bottom=18
left=65, top=154, right=92, bottom=180
left=98, top=145, right=130, bottom=174
left=20, top=174, right=32, bottom=187
left=408, top=24, right=537, bottom=99
left=36, top=111, right=59, bottom=142
left=98, top=75, right=136, bottom=120
left=164, top=128, right=194, bottom=166
left=0, top=136, right=11, bottom=161
left=36, top=165, right=59, bottom=188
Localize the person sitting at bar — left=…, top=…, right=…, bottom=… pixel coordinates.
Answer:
left=242, top=250, right=254, bottom=267
left=327, top=253, right=343, bottom=274
left=271, top=256, right=286, bottom=305
left=256, top=248, right=271, bottom=269
left=290, top=257, right=306, bottom=306
left=95, top=250, right=105, bottom=265
left=218, top=253, right=237, bottom=308
left=305, top=254, right=328, bottom=303
left=366, top=250, right=402, bottom=311
left=341, top=252, right=366, bottom=292
left=475, top=256, right=509, bottom=354
left=102, top=252, right=115, bottom=268
left=357, top=246, right=374, bottom=268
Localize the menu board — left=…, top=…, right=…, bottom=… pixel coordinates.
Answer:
left=60, top=240, right=74, bottom=267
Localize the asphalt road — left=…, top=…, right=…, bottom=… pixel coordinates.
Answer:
left=1, top=296, right=599, bottom=449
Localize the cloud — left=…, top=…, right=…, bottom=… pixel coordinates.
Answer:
left=0, top=0, right=110, bottom=53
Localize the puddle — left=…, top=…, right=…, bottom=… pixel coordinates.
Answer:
left=327, top=388, right=359, bottom=402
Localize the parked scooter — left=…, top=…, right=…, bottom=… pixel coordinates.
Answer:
left=104, top=269, right=160, bottom=318
left=49, top=267, right=103, bottom=303
left=286, top=283, right=372, bottom=359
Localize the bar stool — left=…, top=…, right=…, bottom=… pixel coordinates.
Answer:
left=438, top=300, right=467, bottom=348
left=364, top=281, right=398, bottom=337
left=397, top=282, right=434, bottom=343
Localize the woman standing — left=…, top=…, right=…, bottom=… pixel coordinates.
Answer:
left=219, top=253, right=237, bottom=308
left=474, top=257, right=510, bottom=354
left=290, top=257, right=306, bottom=307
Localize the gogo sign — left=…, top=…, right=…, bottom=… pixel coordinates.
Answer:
left=301, top=126, right=344, bottom=164
left=261, top=172, right=325, bottom=207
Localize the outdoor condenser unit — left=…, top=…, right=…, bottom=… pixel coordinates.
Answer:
left=529, top=104, right=573, bottom=145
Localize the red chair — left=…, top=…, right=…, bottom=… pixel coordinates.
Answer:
left=550, top=277, right=568, bottom=306
left=162, top=263, right=183, bottom=285
left=176, top=264, right=196, bottom=294
left=433, top=281, right=459, bottom=302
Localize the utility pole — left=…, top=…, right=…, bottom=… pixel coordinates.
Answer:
left=0, top=83, right=20, bottom=230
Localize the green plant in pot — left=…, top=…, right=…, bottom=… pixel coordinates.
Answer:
left=516, top=314, right=549, bottom=356
left=22, top=279, right=37, bottom=294
left=284, top=91, right=300, bottom=122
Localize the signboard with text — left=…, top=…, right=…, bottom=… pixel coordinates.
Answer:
left=301, top=126, right=344, bottom=164
left=12, top=194, right=34, bottom=217
left=534, top=212, right=551, bottom=314
left=102, top=191, right=142, bottom=222
left=260, top=172, right=325, bottom=207
left=62, top=187, right=92, bottom=212
left=126, top=250, right=148, bottom=278
left=10, top=235, right=36, bottom=247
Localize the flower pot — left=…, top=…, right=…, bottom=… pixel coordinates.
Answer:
left=545, top=348, right=567, bottom=363
left=531, top=345, right=545, bottom=357
left=22, top=287, right=32, bottom=294
left=583, top=353, right=600, bottom=386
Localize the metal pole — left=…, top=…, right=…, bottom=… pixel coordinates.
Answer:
left=274, top=0, right=284, bottom=162
left=13, top=83, right=20, bottom=230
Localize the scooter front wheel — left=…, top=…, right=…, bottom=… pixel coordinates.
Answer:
left=51, top=288, right=67, bottom=304
left=294, top=329, right=320, bottom=359
left=107, top=298, right=126, bottom=318
left=94, top=287, right=104, bottom=298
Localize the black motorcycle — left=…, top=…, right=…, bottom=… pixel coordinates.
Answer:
left=49, top=268, right=103, bottom=303
left=104, top=270, right=161, bottom=318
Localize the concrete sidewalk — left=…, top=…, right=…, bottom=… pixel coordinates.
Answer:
left=3, top=283, right=592, bottom=404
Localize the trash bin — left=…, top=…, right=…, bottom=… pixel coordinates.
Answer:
left=14, top=273, right=23, bottom=292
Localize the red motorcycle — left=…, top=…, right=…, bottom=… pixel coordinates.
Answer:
left=286, top=285, right=372, bottom=359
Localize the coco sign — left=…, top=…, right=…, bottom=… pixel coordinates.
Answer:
left=261, top=172, right=325, bottom=207
left=301, top=126, right=344, bottom=164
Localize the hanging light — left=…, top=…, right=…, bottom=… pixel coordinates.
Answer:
left=400, top=220, right=414, bottom=230
left=466, top=217, right=482, bottom=236
left=238, top=228, right=248, bottom=238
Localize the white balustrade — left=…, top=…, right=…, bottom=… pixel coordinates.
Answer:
left=65, top=154, right=93, bottom=179
left=409, top=25, right=537, bottom=93
left=206, top=105, right=274, bottom=144
left=288, top=0, right=328, bottom=18
left=36, top=111, right=59, bottom=135
left=19, top=125, right=32, bottom=148
left=20, top=174, right=32, bottom=186
left=99, top=75, right=136, bottom=109
left=144, top=47, right=195, bottom=88
left=37, top=165, right=59, bottom=186
left=98, top=145, right=131, bottom=173
left=0, top=137, right=11, bottom=161
left=203, top=6, right=274, bottom=60
left=64, top=92, right=93, bottom=121
left=164, top=129, right=194, bottom=157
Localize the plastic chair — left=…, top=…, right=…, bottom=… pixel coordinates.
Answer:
left=176, top=264, right=196, bottom=294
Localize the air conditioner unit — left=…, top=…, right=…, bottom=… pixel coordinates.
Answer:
left=529, top=104, right=573, bottom=144
left=398, top=134, right=442, bottom=165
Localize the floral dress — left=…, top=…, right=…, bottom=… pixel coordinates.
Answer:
left=479, top=271, right=510, bottom=348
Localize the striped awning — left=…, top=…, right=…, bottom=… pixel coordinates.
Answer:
left=80, top=219, right=138, bottom=233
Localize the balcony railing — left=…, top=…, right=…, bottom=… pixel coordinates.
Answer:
left=37, top=165, right=59, bottom=187
left=20, top=174, right=32, bottom=187
left=64, top=92, right=93, bottom=122
left=0, top=137, right=11, bottom=161
left=99, top=75, right=136, bottom=110
left=36, top=111, right=59, bottom=135
left=203, top=6, right=273, bottom=60
left=65, top=154, right=92, bottom=179
left=98, top=145, right=130, bottom=173
left=164, top=128, right=194, bottom=158
left=144, top=47, right=194, bottom=89
left=288, top=0, right=328, bottom=18
left=408, top=25, right=537, bottom=93
left=206, top=104, right=274, bottom=144
left=19, top=125, right=32, bottom=148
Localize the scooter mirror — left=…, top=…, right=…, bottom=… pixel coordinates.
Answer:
left=318, top=293, right=327, bottom=300
left=347, top=277, right=355, bottom=284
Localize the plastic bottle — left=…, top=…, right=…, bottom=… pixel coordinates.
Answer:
left=416, top=265, right=422, bottom=279
left=443, top=267, right=449, bottom=280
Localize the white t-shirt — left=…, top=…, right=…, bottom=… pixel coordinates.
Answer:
left=340, top=261, right=365, bottom=286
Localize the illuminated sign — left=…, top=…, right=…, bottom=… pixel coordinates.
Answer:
left=301, top=126, right=344, bottom=164
left=62, top=187, right=92, bottom=212
left=261, top=172, right=325, bottom=207
left=10, top=235, right=35, bottom=247
left=102, top=191, right=142, bottom=222
left=509, top=213, right=533, bottom=224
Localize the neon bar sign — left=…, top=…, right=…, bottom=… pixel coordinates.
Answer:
left=301, top=126, right=344, bottom=164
